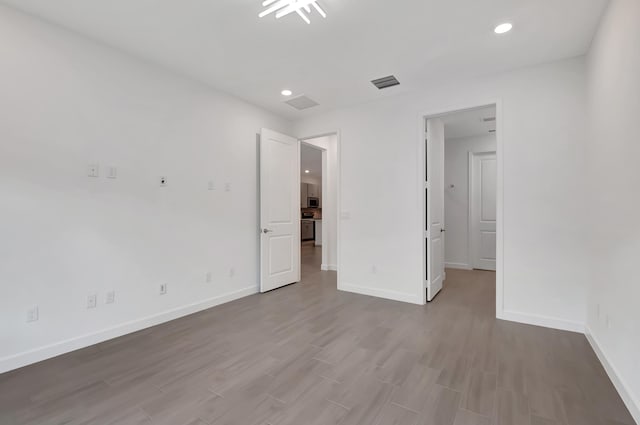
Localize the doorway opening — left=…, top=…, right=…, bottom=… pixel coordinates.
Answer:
left=299, top=134, right=338, bottom=281
left=421, top=104, right=500, bottom=307
left=258, top=128, right=339, bottom=293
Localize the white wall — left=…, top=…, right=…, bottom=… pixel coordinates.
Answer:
left=0, top=5, right=291, bottom=372
left=294, top=57, right=589, bottom=330
left=302, top=135, right=338, bottom=270
left=585, top=0, right=640, bottom=421
left=444, top=134, right=496, bottom=269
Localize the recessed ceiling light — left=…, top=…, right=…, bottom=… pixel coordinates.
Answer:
left=305, top=170, right=310, bottom=174
left=281, top=89, right=293, bottom=96
left=494, top=23, right=513, bottom=34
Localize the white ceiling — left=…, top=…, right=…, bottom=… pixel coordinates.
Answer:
left=301, top=143, right=322, bottom=182
left=440, top=105, right=497, bottom=139
left=1, top=0, right=608, bottom=119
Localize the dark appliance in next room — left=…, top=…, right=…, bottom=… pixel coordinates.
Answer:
left=307, top=197, right=319, bottom=208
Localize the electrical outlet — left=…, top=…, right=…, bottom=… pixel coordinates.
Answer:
left=106, top=290, right=115, bottom=304
left=160, top=176, right=167, bottom=187
left=208, top=181, right=216, bottom=191
left=107, top=166, right=117, bottom=179
left=206, top=272, right=213, bottom=283
left=606, top=314, right=611, bottom=329
left=27, top=306, right=39, bottom=323
left=225, top=182, right=232, bottom=192
left=229, top=267, right=235, bottom=278
left=160, top=284, right=167, bottom=295
left=87, top=294, right=97, bottom=309
left=88, top=164, right=99, bottom=178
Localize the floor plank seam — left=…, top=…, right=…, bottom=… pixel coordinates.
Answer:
left=389, top=401, right=422, bottom=415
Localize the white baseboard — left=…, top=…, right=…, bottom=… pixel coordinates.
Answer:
left=0, top=285, right=258, bottom=374
left=500, top=309, right=584, bottom=333
left=321, top=264, right=338, bottom=271
left=339, top=282, right=422, bottom=305
left=445, top=262, right=473, bottom=270
left=586, top=327, right=640, bottom=424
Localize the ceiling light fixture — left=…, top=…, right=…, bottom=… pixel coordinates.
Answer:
left=494, top=23, right=513, bottom=34
left=281, top=89, right=293, bottom=96
left=305, top=170, right=310, bottom=173
left=259, top=0, right=327, bottom=24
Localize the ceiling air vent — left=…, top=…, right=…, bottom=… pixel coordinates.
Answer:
left=285, top=95, right=319, bottom=111
left=483, top=117, right=496, bottom=122
left=371, top=75, right=400, bottom=90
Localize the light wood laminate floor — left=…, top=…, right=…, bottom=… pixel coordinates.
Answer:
left=0, top=243, right=634, bottom=425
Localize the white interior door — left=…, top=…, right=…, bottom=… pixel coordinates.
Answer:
left=426, top=118, right=445, bottom=301
left=260, top=128, right=300, bottom=292
left=470, top=152, right=497, bottom=271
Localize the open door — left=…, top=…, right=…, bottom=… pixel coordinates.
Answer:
left=426, top=118, right=445, bottom=301
left=260, top=128, right=301, bottom=292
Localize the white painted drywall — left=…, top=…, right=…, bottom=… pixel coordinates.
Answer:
left=0, top=5, right=291, bottom=372
left=302, top=135, right=338, bottom=270
left=294, top=57, right=589, bottom=330
left=444, top=134, right=496, bottom=269
left=586, top=0, right=640, bottom=420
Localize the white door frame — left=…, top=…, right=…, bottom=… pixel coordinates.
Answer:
left=418, top=100, right=504, bottom=319
left=468, top=151, right=497, bottom=271
left=298, top=131, right=341, bottom=286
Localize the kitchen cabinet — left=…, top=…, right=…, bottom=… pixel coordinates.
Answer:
left=307, top=184, right=319, bottom=198
left=301, top=183, right=321, bottom=207
left=300, top=183, right=322, bottom=208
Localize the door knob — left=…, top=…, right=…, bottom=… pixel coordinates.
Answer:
left=441, top=228, right=446, bottom=232
left=262, top=228, right=274, bottom=234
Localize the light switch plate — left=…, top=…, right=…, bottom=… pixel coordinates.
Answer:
left=27, top=306, right=39, bottom=322
left=106, top=291, right=115, bottom=304
left=87, top=294, right=97, bottom=309
left=88, top=164, right=99, bottom=178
